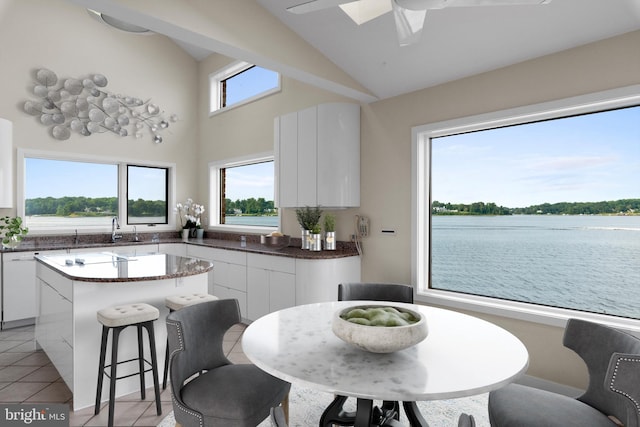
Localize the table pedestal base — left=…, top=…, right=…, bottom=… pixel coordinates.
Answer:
left=319, top=395, right=429, bottom=427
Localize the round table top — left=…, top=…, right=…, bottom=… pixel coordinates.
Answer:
left=242, top=301, right=529, bottom=402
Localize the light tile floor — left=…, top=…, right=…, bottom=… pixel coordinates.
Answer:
left=0, top=323, right=249, bottom=427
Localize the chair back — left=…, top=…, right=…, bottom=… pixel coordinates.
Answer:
left=563, top=318, right=640, bottom=427
left=165, top=299, right=241, bottom=412
left=338, top=282, right=414, bottom=303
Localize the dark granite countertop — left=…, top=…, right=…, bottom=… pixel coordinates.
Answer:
left=3, top=231, right=359, bottom=260
left=36, top=252, right=213, bottom=283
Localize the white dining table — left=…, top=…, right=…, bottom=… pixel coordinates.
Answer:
left=242, top=301, right=529, bottom=427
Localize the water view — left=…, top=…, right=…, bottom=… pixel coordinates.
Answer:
left=431, top=215, right=640, bottom=319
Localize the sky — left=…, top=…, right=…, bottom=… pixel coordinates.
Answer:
left=225, top=161, right=275, bottom=201
left=24, top=80, right=638, bottom=208
left=431, top=105, right=640, bottom=208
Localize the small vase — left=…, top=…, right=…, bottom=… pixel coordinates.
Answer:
left=301, top=229, right=310, bottom=250
left=182, top=229, right=190, bottom=241
left=309, top=233, right=322, bottom=251
left=324, top=231, right=336, bottom=250
left=196, top=228, right=204, bottom=240
left=1, top=235, right=20, bottom=250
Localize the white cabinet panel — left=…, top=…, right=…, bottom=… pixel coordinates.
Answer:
left=295, top=256, right=361, bottom=305
left=2, top=252, right=37, bottom=323
left=297, top=106, right=317, bottom=207
left=213, top=285, right=247, bottom=319
left=317, top=103, right=360, bottom=207
left=247, top=254, right=296, bottom=321
left=158, top=243, right=187, bottom=256
left=276, top=103, right=360, bottom=208
left=277, top=111, right=298, bottom=208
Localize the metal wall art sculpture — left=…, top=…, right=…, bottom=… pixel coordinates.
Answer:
left=23, top=68, right=177, bottom=143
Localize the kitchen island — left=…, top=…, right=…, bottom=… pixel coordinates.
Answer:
left=35, top=251, right=212, bottom=410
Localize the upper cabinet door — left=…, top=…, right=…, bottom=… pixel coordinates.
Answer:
left=297, top=106, right=317, bottom=207
left=317, top=103, right=360, bottom=207
left=276, top=103, right=360, bottom=208
left=277, top=111, right=298, bottom=208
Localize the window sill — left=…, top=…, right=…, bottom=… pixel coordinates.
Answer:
left=208, top=224, right=278, bottom=235
left=416, top=289, right=640, bottom=336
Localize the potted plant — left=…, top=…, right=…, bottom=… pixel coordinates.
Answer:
left=324, top=213, right=336, bottom=250
left=176, top=198, right=205, bottom=240
left=295, top=206, right=322, bottom=249
left=0, top=216, right=29, bottom=250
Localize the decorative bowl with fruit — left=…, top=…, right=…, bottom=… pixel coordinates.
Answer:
left=332, top=305, right=428, bottom=353
left=260, top=232, right=291, bottom=249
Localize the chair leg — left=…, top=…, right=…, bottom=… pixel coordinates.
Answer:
left=281, top=392, right=290, bottom=425
left=144, top=321, right=162, bottom=416
left=94, top=326, right=109, bottom=415
left=137, top=325, right=146, bottom=400
left=162, top=336, right=170, bottom=390
left=108, top=327, right=122, bottom=427
left=163, top=308, right=174, bottom=390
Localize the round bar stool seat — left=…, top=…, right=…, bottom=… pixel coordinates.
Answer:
left=162, top=293, right=218, bottom=390
left=95, top=303, right=162, bottom=427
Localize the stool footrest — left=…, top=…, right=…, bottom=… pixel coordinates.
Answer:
left=103, top=357, right=155, bottom=381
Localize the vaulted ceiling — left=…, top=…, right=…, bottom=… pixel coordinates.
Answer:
left=70, top=0, right=640, bottom=103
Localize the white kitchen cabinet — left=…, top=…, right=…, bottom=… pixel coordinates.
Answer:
left=187, top=245, right=248, bottom=319
left=158, top=243, right=187, bottom=256
left=1, top=250, right=64, bottom=327
left=276, top=102, right=360, bottom=208
left=295, top=256, right=361, bottom=305
left=247, top=253, right=296, bottom=321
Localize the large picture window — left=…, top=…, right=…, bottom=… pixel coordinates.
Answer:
left=413, top=87, right=640, bottom=323
left=19, top=151, right=175, bottom=232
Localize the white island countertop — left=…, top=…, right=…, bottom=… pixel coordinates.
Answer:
left=35, top=251, right=212, bottom=282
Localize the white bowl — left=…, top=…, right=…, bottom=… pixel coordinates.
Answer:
left=332, top=305, right=428, bottom=353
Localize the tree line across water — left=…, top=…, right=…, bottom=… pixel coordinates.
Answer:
left=25, top=196, right=277, bottom=218
left=432, top=199, right=640, bottom=216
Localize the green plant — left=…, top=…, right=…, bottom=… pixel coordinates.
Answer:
left=295, top=206, right=323, bottom=231
left=323, top=213, right=336, bottom=232
left=0, top=216, right=29, bottom=246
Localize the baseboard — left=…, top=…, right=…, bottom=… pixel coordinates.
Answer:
left=1, top=318, right=35, bottom=330
left=516, top=374, right=583, bottom=397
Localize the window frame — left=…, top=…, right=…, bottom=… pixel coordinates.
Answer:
left=126, top=164, right=170, bottom=226
left=209, top=61, right=281, bottom=116
left=411, top=85, right=640, bottom=332
left=209, top=152, right=280, bottom=233
left=17, top=148, right=177, bottom=234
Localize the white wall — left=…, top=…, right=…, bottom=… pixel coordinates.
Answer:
left=0, top=0, right=199, bottom=219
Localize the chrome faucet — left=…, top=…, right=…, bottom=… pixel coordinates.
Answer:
left=133, top=225, right=140, bottom=242
left=111, top=216, right=122, bottom=242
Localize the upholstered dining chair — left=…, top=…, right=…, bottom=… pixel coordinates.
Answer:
left=166, top=298, right=291, bottom=427
left=488, top=318, right=640, bottom=427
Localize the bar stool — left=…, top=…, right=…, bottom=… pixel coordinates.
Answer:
left=163, top=293, right=218, bottom=389
left=95, top=303, right=162, bottom=427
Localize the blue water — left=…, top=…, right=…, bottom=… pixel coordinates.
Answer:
left=224, top=215, right=279, bottom=227
left=431, top=215, right=640, bottom=319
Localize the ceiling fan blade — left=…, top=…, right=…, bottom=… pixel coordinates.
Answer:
left=392, top=0, right=427, bottom=46
left=445, top=0, right=552, bottom=7
left=287, top=0, right=357, bottom=14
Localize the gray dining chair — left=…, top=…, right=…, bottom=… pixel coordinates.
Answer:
left=166, top=298, right=291, bottom=427
left=488, top=318, right=640, bottom=427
